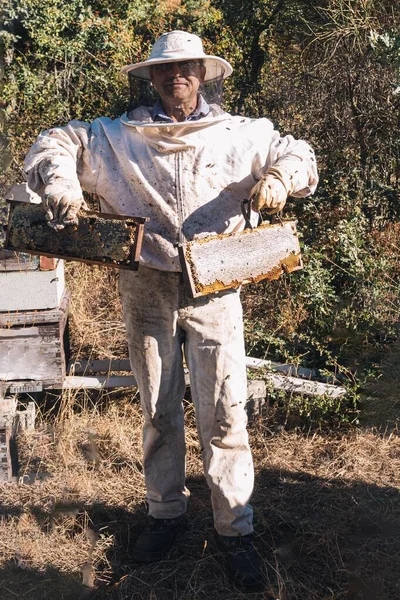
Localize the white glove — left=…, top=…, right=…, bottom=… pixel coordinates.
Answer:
left=43, top=180, right=88, bottom=231
left=250, top=166, right=294, bottom=214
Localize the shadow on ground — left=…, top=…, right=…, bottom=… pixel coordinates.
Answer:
left=360, top=338, right=400, bottom=430
left=0, top=466, right=399, bottom=600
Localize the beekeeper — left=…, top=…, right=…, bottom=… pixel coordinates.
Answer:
left=24, top=30, right=318, bottom=593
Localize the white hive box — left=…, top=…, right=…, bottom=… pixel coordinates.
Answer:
left=5, top=182, right=41, bottom=205
left=1, top=182, right=65, bottom=311
left=0, top=256, right=65, bottom=311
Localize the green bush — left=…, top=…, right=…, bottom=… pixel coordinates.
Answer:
left=1, top=0, right=399, bottom=425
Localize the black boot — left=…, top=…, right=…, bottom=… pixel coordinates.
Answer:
left=132, top=515, right=187, bottom=562
left=215, top=531, right=265, bottom=593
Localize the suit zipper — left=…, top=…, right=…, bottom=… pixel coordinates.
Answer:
left=175, top=151, right=185, bottom=245
left=175, top=151, right=188, bottom=307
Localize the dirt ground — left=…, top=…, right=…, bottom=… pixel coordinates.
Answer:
left=0, top=390, right=398, bottom=600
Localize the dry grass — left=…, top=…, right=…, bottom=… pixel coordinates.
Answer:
left=0, top=404, right=399, bottom=600
left=0, top=264, right=399, bottom=599
left=65, top=263, right=127, bottom=361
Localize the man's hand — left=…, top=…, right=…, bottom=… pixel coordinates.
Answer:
left=250, top=172, right=289, bottom=214
left=43, top=180, right=88, bottom=231
left=250, top=165, right=296, bottom=214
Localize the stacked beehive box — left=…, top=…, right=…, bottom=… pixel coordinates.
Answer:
left=0, top=184, right=69, bottom=395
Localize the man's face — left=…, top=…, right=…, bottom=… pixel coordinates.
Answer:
left=150, top=61, right=206, bottom=106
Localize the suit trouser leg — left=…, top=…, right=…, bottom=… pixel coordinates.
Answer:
left=181, top=287, right=254, bottom=536
left=119, top=267, right=254, bottom=534
left=119, top=268, right=188, bottom=518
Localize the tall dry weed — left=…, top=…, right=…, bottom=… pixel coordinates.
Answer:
left=65, top=263, right=128, bottom=361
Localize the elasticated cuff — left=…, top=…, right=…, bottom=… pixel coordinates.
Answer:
left=265, top=165, right=296, bottom=195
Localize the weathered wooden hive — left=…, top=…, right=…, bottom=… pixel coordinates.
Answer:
left=1, top=184, right=147, bottom=393
left=0, top=185, right=70, bottom=480
left=0, top=185, right=70, bottom=392
left=0, top=252, right=70, bottom=390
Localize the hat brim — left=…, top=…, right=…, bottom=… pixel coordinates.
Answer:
left=121, top=55, right=233, bottom=81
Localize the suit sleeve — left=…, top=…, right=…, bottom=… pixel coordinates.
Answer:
left=251, top=119, right=319, bottom=197
left=24, top=120, right=102, bottom=199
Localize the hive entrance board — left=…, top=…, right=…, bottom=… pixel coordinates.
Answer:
left=5, top=202, right=147, bottom=270
left=178, top=221, right=302, bottom=298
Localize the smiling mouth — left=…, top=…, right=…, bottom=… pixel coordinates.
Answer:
left=165, top=81, right=187, bottom=86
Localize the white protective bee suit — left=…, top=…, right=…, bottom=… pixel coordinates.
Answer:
left=24, top=103, right=318, bottom=536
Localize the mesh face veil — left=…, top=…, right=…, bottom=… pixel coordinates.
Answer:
left=127, top=62, right=225, bottom=113
left=199, top=67, right=225, bottom=107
